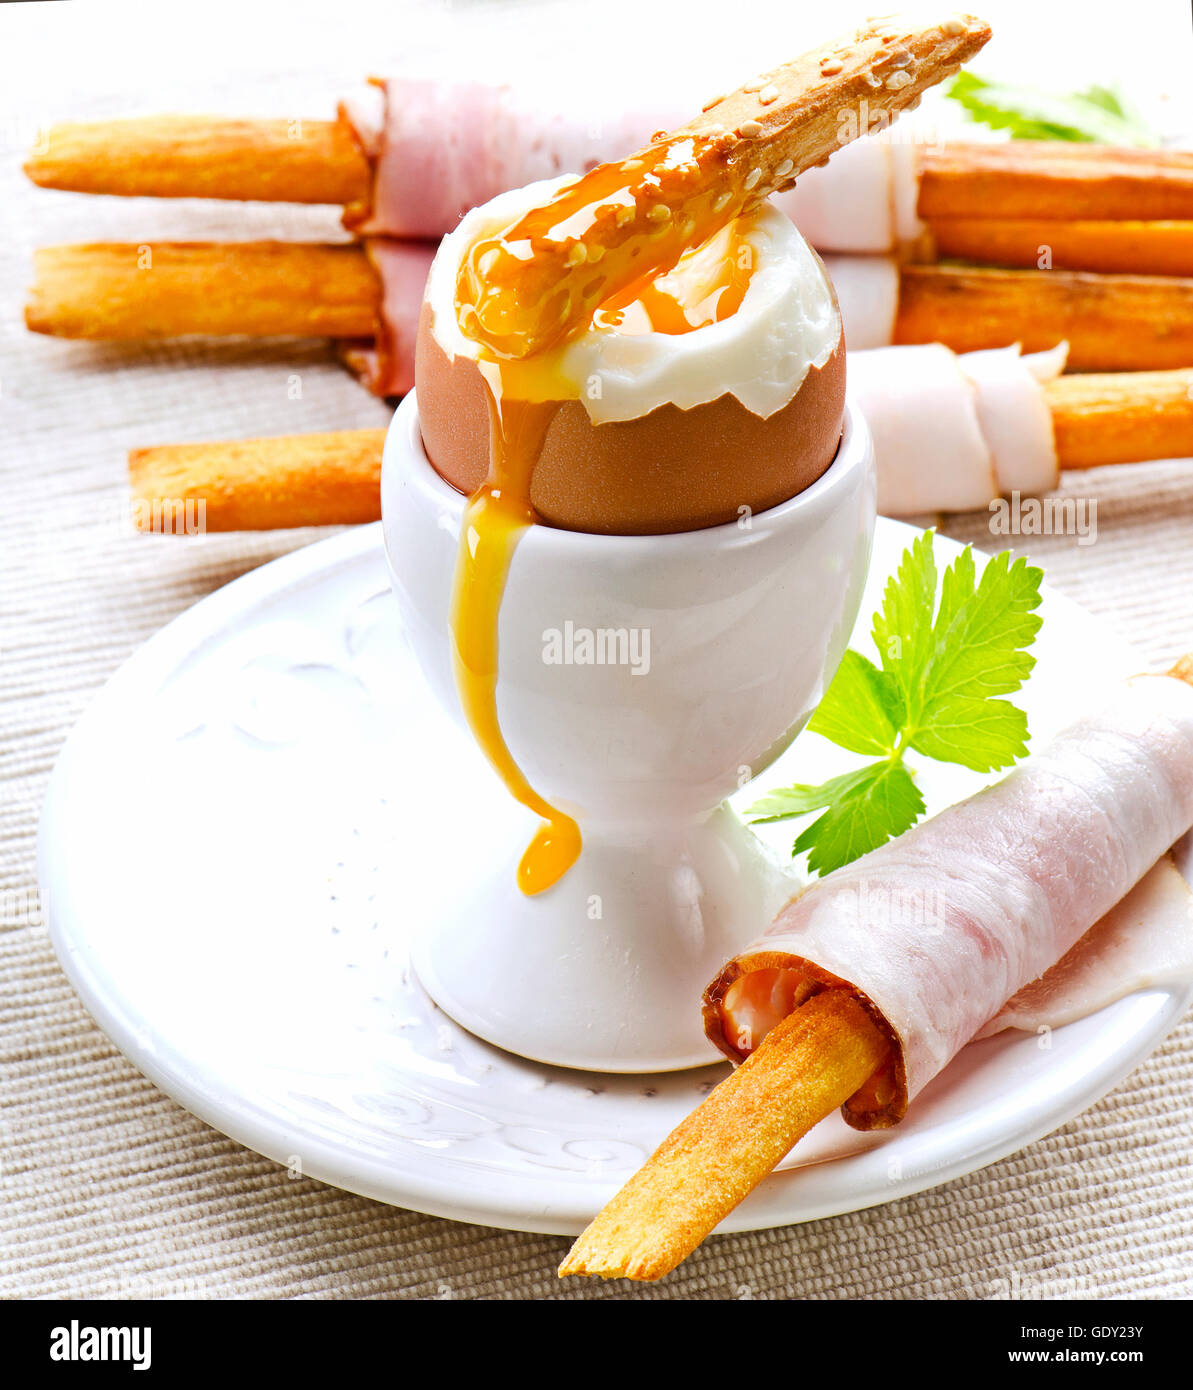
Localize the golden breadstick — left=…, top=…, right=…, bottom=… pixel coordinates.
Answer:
left=458, top=13, right=991, bottom=357
left=918, top=142, right=1193, bottom=222
left=24, top=115, right=370, bottom=205
left=123, top=368, right=1193, bottom=534
left=33, top=240, right=1193, bottom=374
left=927, top=218, right=1193, bottom=277
left=558, top=988, right=889, bottom=1281
left=25, top=242, right=380, bottom=339
left=895, top=264, right=1193, bottom=370
left=25, top=110, right=1193, bottom=226
left=128, top=430, right=389, bottom=532
left=1046, top=369, right=1193, bottom=471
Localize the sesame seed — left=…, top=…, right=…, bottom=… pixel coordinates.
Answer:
left=942, top=16, right=966, bottom=36
left=743, top=80, right=764, bottom=93
left=743, top=167, right=762, bottom=190
left=713, top=190, right=732, bottom=212
left=886, top=69, right=913, bottom=90
left=887, top=48, right=912, bottom=66
left=615, top=206, right=634, bottom=226
left=646, top=203, right=671, bottom=222
left=623, top=158, right=644, bottom=171
left=759, top=84, right=779, bottom=105
left=863, top=70, right=882, bottom=88
left=820, top=59, right=844, bottom=76
left=702, top=92, right=726, bottom=111
left=774, top=158, right=794, bottom=177
left=739, top=119, right=763, bottom=138
left=565, top=243, right=588, bottom=267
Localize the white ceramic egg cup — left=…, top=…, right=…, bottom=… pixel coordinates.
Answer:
left=382, top=393, right=876, bottom=1071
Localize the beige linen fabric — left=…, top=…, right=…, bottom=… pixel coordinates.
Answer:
left=2, top=0, right=1192, bottom=1300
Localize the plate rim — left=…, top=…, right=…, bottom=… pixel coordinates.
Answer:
left=38, top=519, right=1193, bottom=1236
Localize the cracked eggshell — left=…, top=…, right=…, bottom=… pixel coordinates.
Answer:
left=415, top=177, right=845, bottom=536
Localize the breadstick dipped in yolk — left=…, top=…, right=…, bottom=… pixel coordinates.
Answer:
left=456, top=14, right=991, bottom=361
left=456, top=134, right=742, bottom=362
left=446, top=14, right=992, bottom=894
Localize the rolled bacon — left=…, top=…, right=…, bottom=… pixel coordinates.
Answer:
left=341, top=76, right=923, bottom=254
left=976, top=852, right=1193, bottom=1039
left=704, top=671, right=1193, bottom=1130
left=848, top=339, right=1067, bottom=515
left=342, top=78, right=679, bottom=242
left=340, top=238, right=436, bottom=397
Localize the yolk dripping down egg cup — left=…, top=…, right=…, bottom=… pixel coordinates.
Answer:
left=382, top=178, right=876, bottom=1071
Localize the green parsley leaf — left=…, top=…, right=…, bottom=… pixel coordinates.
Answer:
left=793, top=760, right=925, bottom=877
left=745, top=764, right=887, bottom=824
left=746, top=534, right=1044, bottom=876
left=806, top=650, right=901, bottom=756
left=944, top=71, right=1158, bottom=147
left=908, top=695, right=1029, bottom=773
left=920, top=548, right=1044, bottom=705
left=871, top=527, right=936, bottom=721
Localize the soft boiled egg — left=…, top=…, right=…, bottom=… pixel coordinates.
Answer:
left=414, top=176, right=846, bottom=536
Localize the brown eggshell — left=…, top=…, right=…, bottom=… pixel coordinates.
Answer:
left=414, top=300, right=846, bottom=536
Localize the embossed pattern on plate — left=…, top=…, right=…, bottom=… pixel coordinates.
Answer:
left=39, top=521, right=1193, bottom=1234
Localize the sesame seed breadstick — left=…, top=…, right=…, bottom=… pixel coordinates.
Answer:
left=24, top=116, right=370, bottom=206
left=25, top=241, right=380, bottom=340
left=927, top=217, right=1193, bottom=277
left=458, top=13, right=991, bottom=358
left=676, top=12, right=992, bottom=190
left=894, top=264, right=1193, bottom=370
left=558, top=988, right=889, bottom=1281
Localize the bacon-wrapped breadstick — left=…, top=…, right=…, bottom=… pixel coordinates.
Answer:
left=126, top=361, right=1193, bottom=531
left=561, top=662, right=1193, bottom=1279
left=25, top=81, right=1193, bottom=268
left=23, top=239, right=433, bottom=395
left=27, top=239, right=1193, bottom=384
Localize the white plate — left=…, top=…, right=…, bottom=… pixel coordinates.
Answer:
left=39, top=519, right=1193, bottom=1235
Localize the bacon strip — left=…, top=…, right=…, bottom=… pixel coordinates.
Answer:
left=563, top=667, right=1193, bottom=1279
left=705, top=674, right=1193, bottom=1128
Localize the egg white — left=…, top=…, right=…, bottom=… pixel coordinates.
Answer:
left=425, top=175, right=842, bottom=425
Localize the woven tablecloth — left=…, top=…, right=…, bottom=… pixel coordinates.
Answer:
left=3, top=0, right=1192, bottom=1299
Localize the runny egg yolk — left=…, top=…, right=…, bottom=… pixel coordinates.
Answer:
left=450, top=147, right=761, bottom=895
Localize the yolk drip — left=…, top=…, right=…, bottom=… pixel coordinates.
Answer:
left=450, top=139, right=761, bottom=895
left=449, top=373, right=582, bottom=896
